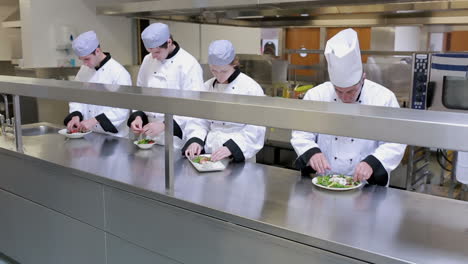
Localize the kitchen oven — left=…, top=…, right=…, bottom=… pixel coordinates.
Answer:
left=406, top=53, right=468, bottom=191
left=411, top=53, right=468, bottom=112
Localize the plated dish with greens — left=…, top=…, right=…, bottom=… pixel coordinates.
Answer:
left=312, top=174, right=363, bottom=191
left=58, top=128, right=92, bottom=139
left=133, top=138, right=157, bottom=149
left=189, top=154, right=229, bottom=172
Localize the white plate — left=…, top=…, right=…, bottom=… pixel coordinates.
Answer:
left=188, top=154, right=229, bottom=172
left=133, top=140, right=157, bottom=150
left=58, top=129, right=92, bottom=139
left=312, top=175, right=364, bottom=191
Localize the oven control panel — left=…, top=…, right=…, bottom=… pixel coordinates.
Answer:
left=411, top=54, right=430, bottom=110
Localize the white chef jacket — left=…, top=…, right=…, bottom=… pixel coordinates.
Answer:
left=129, top=43, right=206, bottom=147
left=183, top=70, right=266, bottom=162
left=66, top=54, right=131, bottom=138
left=291, top=79, right=406, bottom=185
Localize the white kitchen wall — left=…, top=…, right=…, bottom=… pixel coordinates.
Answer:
left=161, top=20, right=262, bottom=63
left=200, top=24, right=261, bottom=63
left=164, top=21, right=202, bottom=60
left=18, top=0, right=261, bottom=68
left=20, top=0, right=134, bottom=68
left=0, top=6, right=16, bottom=60
left=394, top=26, right=423, bottom=51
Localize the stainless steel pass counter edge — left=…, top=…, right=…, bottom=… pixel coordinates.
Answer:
left=0, top=124, right=467, bottom=264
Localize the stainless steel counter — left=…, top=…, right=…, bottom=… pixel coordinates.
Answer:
left=1, top=123, right=467, bottom=264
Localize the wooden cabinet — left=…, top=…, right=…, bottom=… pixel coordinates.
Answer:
left=444, top=31, right=468, bottom=51
left=285, top=28, right=320, bottom=76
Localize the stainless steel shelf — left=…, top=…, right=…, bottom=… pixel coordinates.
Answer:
left=1, top=75, right=468, bottom=151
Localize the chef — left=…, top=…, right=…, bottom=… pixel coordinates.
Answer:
left=127, top=23, right=206, bottom=147
left=183, top=40, right=266, bottom=162
left=64, top=31, right=131, bottom=138
left=291, top=28, right=406, bottom=186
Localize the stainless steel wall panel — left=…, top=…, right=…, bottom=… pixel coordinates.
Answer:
left=106, top=234, right=180, bottom=264
left=104, top=186, right=365, bottom=264
left=0, top=189, right=106, bottom=264
left=0, top=151, right=105, bottom=228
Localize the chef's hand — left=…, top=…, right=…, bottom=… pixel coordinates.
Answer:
left=131, top=116, right=143, bottom=134
left=79, top=118, right=98, bottom=132
left=67, top=116, right=80, bottom=132
left=185, top=142, right=203, bottom=160
left=309, top=153, right=331, bottom=175
left=354, top=162, right=373, bottom=182
left=211, top=146, right=232, bottom=162
left=142, top=122, right=165, bottom=137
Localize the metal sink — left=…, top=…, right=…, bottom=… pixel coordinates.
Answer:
left=22, top=125, right=60, bottom=136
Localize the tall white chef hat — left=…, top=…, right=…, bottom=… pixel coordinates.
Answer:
left=141, top=23, right=171, bottom=49
left=324, top=28, right=363, bottom=88
left=72, top=31, right=99, bottom=57
left=208, top=40, right=236, bottom=65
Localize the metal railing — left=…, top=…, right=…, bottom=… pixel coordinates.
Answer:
left=2, top=75, right=468, bottom=190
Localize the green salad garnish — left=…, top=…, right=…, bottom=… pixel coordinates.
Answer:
left=316, top=174, right=360, bottom=188
left=192, top=156, right=211, bottom=164
left=137, top=139, right=155, bottom=144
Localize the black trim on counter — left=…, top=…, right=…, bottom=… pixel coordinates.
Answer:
left=95, top=113, right=118, bottom=133
left=127, top=111, right=149, bottom=127
left=294, top=147, right=322, bottom=170
left=63, top=111, right=83, bottom=126
left=181, top=137, right=205, bottom=154
left=363, top=155, right=388, bottom=186
left=223, top=139, right=245, bottom=162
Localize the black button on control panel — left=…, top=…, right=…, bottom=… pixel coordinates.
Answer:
left=411, top=54, right=430, bottom=110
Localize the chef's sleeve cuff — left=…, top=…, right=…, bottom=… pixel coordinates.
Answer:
left=127, top=111, right=148, bottom=127
left=64, top=111, right=83, bottom=126
left=294, top=147, right=322, bottom=170
left=181, top=137, right=205, bottom=155
left=173, top=120, right=182, bottom=139
left=95, top=113, right=118, bottom=133
left=363, top=155, right=388, bottom=186
left=223, top=139, right=245, bottom=162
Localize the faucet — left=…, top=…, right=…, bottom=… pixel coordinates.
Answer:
left=1, top=94, right=10, bottom=121
left=0, top=94, right=14, bottom=136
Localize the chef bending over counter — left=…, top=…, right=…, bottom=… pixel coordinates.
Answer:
left=182, top=40, right=266, bottom=163
left=291, top=28, right=407, bottom=186
left=127, top=22, right=207, bottom=148
left=62, top=25, right=406, bottom=184
left=63, top=31, right=131, bottom=138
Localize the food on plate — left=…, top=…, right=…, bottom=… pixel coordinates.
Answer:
left=137, top=139, right=155, bottom=145
left=315, top=174, right=360, bottom=188
left=192, top=156, right=211, bottom=164
left=67, top=128, right=89, bottom=134
left=189, top=155, right=228, bottom=172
